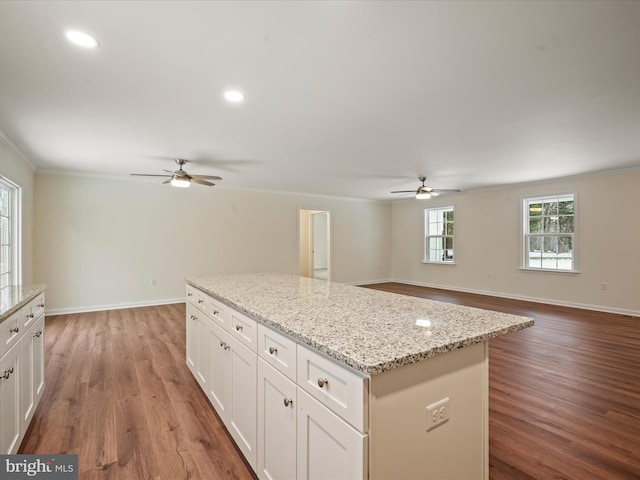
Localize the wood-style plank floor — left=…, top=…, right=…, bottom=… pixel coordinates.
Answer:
left=20, top=285, right=640, bottom=479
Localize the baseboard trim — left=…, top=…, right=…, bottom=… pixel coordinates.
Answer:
left=45, top=297, right=185, bottom=316
left=346, top=278, right=393, bottom=286
left=389, top=279, right=639, bottom=318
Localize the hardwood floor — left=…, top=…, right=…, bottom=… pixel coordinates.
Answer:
left=363, top=283, right=640, bottom=480
left=19, top=304, right=256, bottom=480
left=20, top=286, right=640, bottom=479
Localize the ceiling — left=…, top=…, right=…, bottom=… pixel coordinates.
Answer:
left=1, top=1, right=640, bottom=201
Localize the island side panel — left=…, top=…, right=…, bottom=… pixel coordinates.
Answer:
left=369, top=341, right=489, bottom=480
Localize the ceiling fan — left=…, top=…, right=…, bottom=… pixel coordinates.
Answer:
left=131, top=159, right=222, bottom=188
left=391, top=177, right=460, bottom=199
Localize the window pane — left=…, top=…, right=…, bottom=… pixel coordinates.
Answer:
left=445, top=211, right=454, bottom=221
left=543, top=216, right=558, bottom=233
left=0, top=189, right=8, bottom=216
left=559, top=216, right=573, bottom=233
left=529, top=218, right=541, bottom=233
left=444, top=237, right=453, bottom=249
left=446, top=223, right=454, bottom=235
left=543, top=200, right=558, bottom=216
left=529, top=202, right=542, bottom=217
left=558, top=200, right=574, bottom=215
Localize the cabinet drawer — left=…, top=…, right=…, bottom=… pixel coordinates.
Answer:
left=186, top=285, right=209, bottom=312
left=21, top=293, right=45, bottom=332
left=229, top=309, right=258, bottom=352
left=206, top=296, right=228, bottom=329
left=186, top=284, right=199, bottom=306
left=258, top=324, right=296, bottom=382
left=1, top=310, right=22, bottom=359
left=297, top=345, right=368, bottom=432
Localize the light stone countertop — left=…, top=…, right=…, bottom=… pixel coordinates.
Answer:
left=187, top=273, right=534, bottom=375
left=0, top=284, right=47, bottom=323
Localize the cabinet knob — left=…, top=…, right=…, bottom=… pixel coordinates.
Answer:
left=27, top=313, right=35, bottom=319
left=317, top=378, right=329, bottom=388
left=33, top=330, right=43, bottom=338
left=269, top=347, right=278, bottom=355
left=198, top=299, right=204, bottom=304
left=235, top=324, right=243, bottom=332
left=213, top=310, right=219, bottom=315
left=38, top=303, right=45, bottom=308
left=10, top=326, right=19, bottom=334
left=283, top=398, right=293, bottom=407
left=187, top=293, right=193, bottom=297
left=220, top=341, right=230, bottom=351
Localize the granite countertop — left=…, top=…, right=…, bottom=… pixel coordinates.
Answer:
left=0, top=284, right=47, bottom=323
left=187, top=273, right=534, bottom=375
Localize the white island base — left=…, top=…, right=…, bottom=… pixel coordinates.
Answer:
left=369, top=341, right=487, bottom=479
left=186, top=274, right=532, bottom=480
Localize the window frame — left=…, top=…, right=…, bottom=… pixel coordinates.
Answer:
left=0, top=176, right=21, bottom=289
left=423, top=205, right=455, bottom=265
left=521, top=192, right=578, bottom=273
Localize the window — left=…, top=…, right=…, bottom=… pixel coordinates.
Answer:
left=0, top=176, right=20, bottom=289
left=424, top=206, right=454, bottom=263
left=523, top=194, right=575, bottom=271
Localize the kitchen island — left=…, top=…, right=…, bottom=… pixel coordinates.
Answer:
left=186, top=273, right=533, bottom=480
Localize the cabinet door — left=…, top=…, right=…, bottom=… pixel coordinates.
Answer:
left=297, top=389, right=367, bottom=480
left=19, top=327, right=35, bottom=432
left=185, top=305, right=198, bottom=374
left=228, top=335, right=257, bottom=470
left=0, top=349, right=21, bottom=454
left=195, top=315, right=210, bottom=390
left=257, top=359, right=296, bottom=480
left=208, top=323, right=232, bottom=422
left=32, top=317, right=45, bottom=403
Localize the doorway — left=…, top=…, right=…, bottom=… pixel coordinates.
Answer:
left=299, top=209, right=331, bottom=281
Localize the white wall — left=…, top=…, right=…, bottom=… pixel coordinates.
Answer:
left=0, top=137, right=34, bottom=284
left=391, top=169, right=640, bottom=316
left=34, top=173, right=392, bottom=313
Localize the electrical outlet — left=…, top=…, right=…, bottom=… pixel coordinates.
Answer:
left=426, top=397, right=450, bottom=431
left=151, top=278, right=157, bottom=286
left=601, top=282, right=608, bottom=290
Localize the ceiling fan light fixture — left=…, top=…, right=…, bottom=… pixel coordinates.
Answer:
left=170, top=176, right=190, bottom=188
left=416, top=187, right=431, bottom=199
left=224, top=90, right=245, bottom=103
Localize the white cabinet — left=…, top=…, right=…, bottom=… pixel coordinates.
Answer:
left=186, top=283, right=367, bottom=480
left=19, top=315, right=45, bottom=432
left=0, top=345, right=20, bottom=454
left=227, top=334, right=257, bottom=469
left=257, top=358, right=297, bottom=480
left=297, top=388, right=367, bottom=480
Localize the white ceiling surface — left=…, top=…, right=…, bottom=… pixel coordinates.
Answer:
left=1, top=1, right=640, bottom=200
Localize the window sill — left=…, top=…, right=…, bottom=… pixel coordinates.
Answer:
left=422, top=261, right=457, bottom=266
left=520, top=267, right=580, bottom=274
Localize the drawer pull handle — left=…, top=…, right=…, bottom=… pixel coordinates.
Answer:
left=190, top=315, right=197, bottom=320
left=198, top=299, right=204, bottom=304
left=213, top=310, right=219, bottom=315
left=235, top=324, right=243, bottom=332
left=38, top=303, right=45, bottom=308
left=317, top=378, right=328, bottom=388
left=2, top=368, right=14, bottom=379
left=10, top=327, right=19, bottom=334
left=27, top=313, right=35, bottom=319
left=283, top=398, right=293, bottom=407
left=34, top=330, right=43, bottom=338
left=187, top=293, right=193, bottom=297
left=220, top=341, right=230, bottom=351
left=269, top=347, right=278, bottom=355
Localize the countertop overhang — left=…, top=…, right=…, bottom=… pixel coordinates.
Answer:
left=0, top=284, right=47, bottom=322
left=187, top=273, right=534, bottom=375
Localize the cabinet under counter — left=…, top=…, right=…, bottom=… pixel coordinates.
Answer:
left=186, top=274, right=533, bottom=480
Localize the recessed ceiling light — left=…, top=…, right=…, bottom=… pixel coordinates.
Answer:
left=224, top=90, right=245, bottom=103
left=65, top=30, right=99, bottom=48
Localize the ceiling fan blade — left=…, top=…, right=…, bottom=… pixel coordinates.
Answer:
left=163, top=169, right=177, bottom=174
left=130, top=173, right=172, bottom=177
left=430, top=189, right=461, bottom=193
left=390, top=190, right=417, bottom=193
left=162, top=178, right=172, bottom=184
left=190, top=177, right=215, bottom=187
left=192, top=175, right=223, bottom=180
